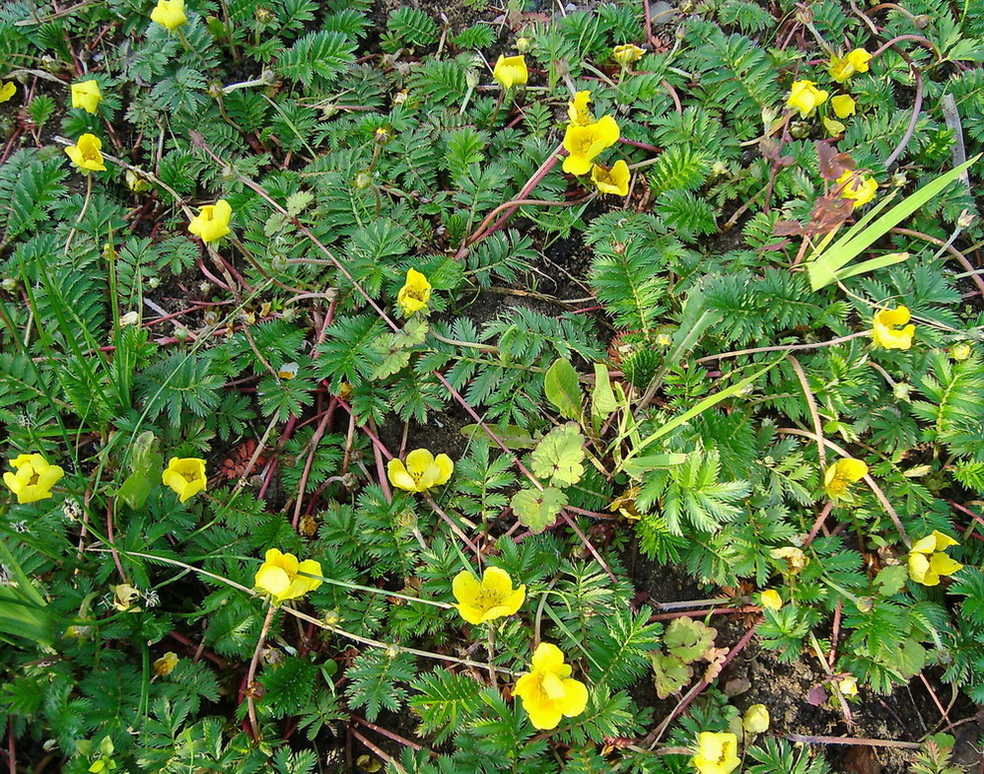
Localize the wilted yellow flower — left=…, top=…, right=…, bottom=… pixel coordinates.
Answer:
left=397, top=268, right=431, bottom=316
left=759, top=589, right=783, bottom=611
left=154, top=652, right=179, bottom=676
left=771, top=546, right=809, bottom=574
left=0, top=81, right=16, bottom=103
left=742, top=704, right=770, bottom=734
left=71, top=80, right=102, bottom=114
left=836, top=169, right=877, bottom=206
left=492, top=55, right=528, bottom=89
left=162, top=457, right=207, bottom=502
left=786, top=80, right=828, bottom=118
left=951, top=343, right=972, bottom=361
left=387, top=448, right=453, bottom=493
left=151, top=0, right=187, bottom=29
left=513, top=643, right=589, bottom=730
left=692, top=732, right=740, bottom=774
left=591, top=160, right=630, bottom=196
left=254, top=548, right=323, bottom=602
left=65, top=133, right=107, bottom=172
left=452, top=566, right=526, bottom=624
left=188, top=199, right=232, bottom=243
left=3, top=453, right=64, bottom=504
left=872, top=305, right=914, bottom=350
left=567, top=90, right=593, bottom=126
left=125, top=169, right=149, bottom=192
left=562, top=115, right=620, bottom=175
left=831, top=94, right=856, bottom=118
left=838, top=674, right=858, bottom=696
left=613, top=43, right=645, bottom=66
left=824, top=458, right=868, bottom=499
left=112, top=583, right=141, bottom=612
left=822, top=117, right=845, bottom=136
left=829, top=48, right=872, bottom=83
left=908, top=531, right=963, bottom=586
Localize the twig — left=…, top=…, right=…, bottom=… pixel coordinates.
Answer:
left=787, top=734, right=921, bottom=749
left=788, top=356, right=826, bottom=468
left=246, top=604, right=277, bottom=738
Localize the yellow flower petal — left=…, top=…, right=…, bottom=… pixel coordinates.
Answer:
left=0, top=81, right=16, bottom=104
left=907, top=551, right=935, bottom=586
left=760, top=590, right=783, bottom=611
left=255, top=564, right=291, bottom=596
left=824, top=458, right=868, bottom=499
left=929, top=552, right=962, bottom=578
left=386, top=459, right=417, bottom=492
left=831, top=94, right=856, bottom=118
left=693, top=732, right=740, bottom=774
left=567, top=90, right=593, bottom=126
left=872, top=305, right=914, bottom=350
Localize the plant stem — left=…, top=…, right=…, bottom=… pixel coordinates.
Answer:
left=246, top=604, right=277, bottom=739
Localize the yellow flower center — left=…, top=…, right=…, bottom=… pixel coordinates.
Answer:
left=569, top=134, right=594, bottom=156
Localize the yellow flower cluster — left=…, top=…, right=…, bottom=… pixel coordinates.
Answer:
left=562, top=91, right=629, bottom=196
left=447, top=562, right=585, bottom=730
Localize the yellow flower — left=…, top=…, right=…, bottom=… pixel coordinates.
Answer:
left=452, top=566, right=526, bottom=624
left=591, top=160, right=630, bottom=196
left=839, top=674, right=858, bottom=696
left=823, top=458, right=868, bottom=499
left=872, top=305, right=915, bottom=350
left=831, top=94, right=856, bottom=118
left=254, top=548, right=323, bottom=602
left=161, top=457, right=207, bottom=502
left=692, top=732, right=740, bottom=774
left=387, top=448, right=454, bottom=493
left=612, top=43, right=645, bottom=66
left=71, top=80, right=102, bottom=114
left=759, top=589, right=783, bottom=611
left=112, top=583, right=141, bottom=612
left=513, top=643, right=589, bottom=730
left=742, top=704, right=770, bottom=734
left=151, top=0, right=187, bottom=29
left=562, top=115, right=620, bottom=175
left=567, top=90, right=593, bottom=126
left=154, top=651, right=179, bottom=676
left=908, top=530, right=963, bottom=586
left=188, top=199, right=232, bottom=243
left=65, top=133, right=107, bottom=173
left=829, top=48, right=872, bottom=83
left=822, top=117, right=845, bottom=136
left=3, top=453, right=64, bottom=504
left=492, top=55, right=528, bottom=89
left=836, top=169, right=877, bottom=206
left=0, top=81, right=16, bottom=104
left=397, top=268, right=431, bottom=316
left=786, top=80, right=828, bottom=118
left=770, top=546, right=808, bottom=575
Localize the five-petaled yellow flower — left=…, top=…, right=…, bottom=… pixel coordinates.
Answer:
left=397, top=268, right=431, bottom=316
left=759, top=589, right=783, bottom=611
left=831, top=94, right=856, bottom=118
left=591, top=160, right=630, bottom=196
left=612, top=43, right=645, bottom=66
left=786, top=80, right=828, bottom=118
left=65, top=133, right=107, bottom=172
left=567, top=90, right=593, bottom=126
left=188, top=199, right=232, bottom=243
left=492, top=55, right=528, bottom=89
left=387, top=448, right=454, bottom=493
left=513, top=643, right=589, bottom=730
left=71, top=80, right=102, bottom=114
left=254, top=548, right=323, bottom=602
left=3, top=453, right=64, bottom=504
left=836, top=169, right=877, bottom=206
left=151, top=0, right=187, bottom=29
left=0, top=81, right=16, bottom=104
left=872, top=305, right=915, bottom=350
left=452, top=566, right=526, bottom=624
left=562, top=115, right=620, bottom=175
left=824, top=457, right=868, bottom=499
left=692, top=732, right=740, bottom=774
left=908, top=530, right=963, bottom=587
left=829, top=48, right=872, bottom=83
left=162, top=457, right=207, bottom=502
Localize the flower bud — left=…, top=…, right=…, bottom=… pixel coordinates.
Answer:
left=742, top=704, right=770, bottom=734
left=516, top=37, right=531, bottom=53
left=951, top=343, right=972, bottom=361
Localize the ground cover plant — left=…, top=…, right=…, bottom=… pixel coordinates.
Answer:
left=1, top=0, right=983, bottom=770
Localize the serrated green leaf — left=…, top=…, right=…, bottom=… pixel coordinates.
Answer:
left=510, top=486, right=568, bottom=533
left=530, top=423, right=585, bottom=486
